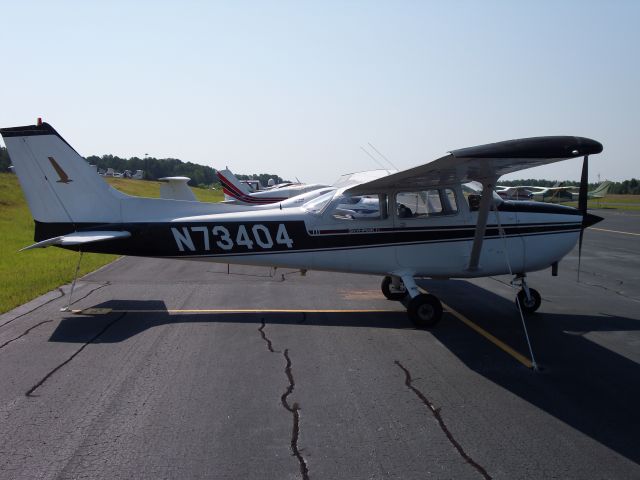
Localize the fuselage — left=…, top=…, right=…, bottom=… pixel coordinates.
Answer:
left=39, top=186, right=584, bottom=279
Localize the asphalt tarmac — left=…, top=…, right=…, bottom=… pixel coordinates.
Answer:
left=0, top=209, right=638, bottom=479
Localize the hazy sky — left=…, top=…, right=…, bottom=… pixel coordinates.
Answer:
left=1, top=1, right=638, bottom=184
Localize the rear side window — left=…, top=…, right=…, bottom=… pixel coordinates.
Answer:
left=395, top=188, right=458, bottom=218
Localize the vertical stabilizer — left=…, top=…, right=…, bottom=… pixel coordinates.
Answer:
left=216, top=168, right=253, bottom=202
left=590, top=180, right=612, bottom=197
left=0, top=122, right=125, bottom=224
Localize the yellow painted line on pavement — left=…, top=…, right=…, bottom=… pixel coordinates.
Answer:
left=74, top=299, right=533, bottom=368
left=420, top=288, right=533, bottom=369
left=74, top=308, right=404, bottom=315
left=443, top=303, right=533, bottom=368
left=591, top=227, right=640, bottom=236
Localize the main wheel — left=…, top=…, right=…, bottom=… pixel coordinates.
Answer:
left=516, top=288, right=541, bottom=313
left=407, top=294, right=443, bottom=328
left=381, top=276, right=407, bottom=301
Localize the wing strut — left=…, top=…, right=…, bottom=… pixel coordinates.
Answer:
left=467, top=178, right=497, bottom=271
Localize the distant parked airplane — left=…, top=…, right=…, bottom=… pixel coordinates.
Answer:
left=496, top=181, right=612, bottom=202
left=217, top=168, right=328, bottom=205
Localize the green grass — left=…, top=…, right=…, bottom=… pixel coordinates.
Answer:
left=563, top=194, right=640, bottom=211
left=104, top=177, right=223, bottom=202
left=0, top=174, right=222, bottom=314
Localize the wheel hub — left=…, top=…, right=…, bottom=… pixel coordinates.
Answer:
left=417, top=303, right=434, bottom=320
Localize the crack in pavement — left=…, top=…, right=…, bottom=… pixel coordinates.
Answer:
left=259, top=318, right=279, bottom=353
left=579, top=280, right=640, bottom=303
left=68, top=282, right=111, bottom=307
left=0, top=288, right=65, bottom=330
left=0, top=282, right=110, bottom=331
left=281, top=349, right=309, bottom=480
left=394, top=361, right=492, bottom=480
left=259, top=319, right=310, bottom=480
left=25, top=312, right=127, bottom=397
left=0, top=320, right=53, bottom=350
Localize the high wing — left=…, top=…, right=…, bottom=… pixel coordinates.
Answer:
left=346, top=136, right=603, bottom=194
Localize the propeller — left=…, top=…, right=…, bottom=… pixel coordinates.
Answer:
left=577, top=155, right=604, bottom=281
left=577, top=155, right=588, bottom=281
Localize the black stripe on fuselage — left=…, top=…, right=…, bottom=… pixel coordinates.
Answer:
left=33, top=219, right=581, bottom=258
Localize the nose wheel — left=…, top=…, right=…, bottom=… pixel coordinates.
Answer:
left=516, top=288, right=541, bottom=313
left=512, top=273, right=541, bottom=314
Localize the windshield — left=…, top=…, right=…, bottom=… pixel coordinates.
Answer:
left=302, top=190, right=336, bottom=214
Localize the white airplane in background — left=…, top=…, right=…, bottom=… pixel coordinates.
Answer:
left=159, top=176, right=197, bottom=201
left=217, top=168, right=328, bottom=205
left=497, top=181, right=612, bottom=202
left=2, top=121, right=603, bottom=333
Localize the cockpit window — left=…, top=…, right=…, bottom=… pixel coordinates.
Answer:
left=330, top=193, right=387, bottom=220
left=462, top=182, right=503, bottom=211
left=302, top=190, right=336, bottom=214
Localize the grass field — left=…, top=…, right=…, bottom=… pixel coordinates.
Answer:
left=563, top=194, right=640, bottom=210
left=0, top=174, right=222, bottom=314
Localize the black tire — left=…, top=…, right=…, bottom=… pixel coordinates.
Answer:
left=381, top=276, right=407, bottom=301
left=407, top=294, right=443, bottom=328
left=516, top=288, right=541, bottom=313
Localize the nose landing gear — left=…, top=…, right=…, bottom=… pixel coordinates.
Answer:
left=381, top=275, right=408, bottom=301
left=513, top=274, right=541, bottom=313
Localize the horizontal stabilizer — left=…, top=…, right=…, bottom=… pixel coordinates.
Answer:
left=21, top=231, right=131, bottom=251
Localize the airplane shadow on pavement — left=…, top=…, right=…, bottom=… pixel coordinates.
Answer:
left=49, top=286, right=640, bottom=466
left=420, top=279, right=640, bottom=467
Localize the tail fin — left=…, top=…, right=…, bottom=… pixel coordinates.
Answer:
left=590, top=180, right=612, bottom=197
left=0, top=122, right=124, bottom=224
left=216, top=168, right=253, bottom=202
left=159, top=176, right=197, bottom=201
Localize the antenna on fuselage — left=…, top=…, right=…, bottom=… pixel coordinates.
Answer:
left=367, top=142, right=398, bottom=171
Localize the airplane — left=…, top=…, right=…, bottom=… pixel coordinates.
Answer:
left=496, top=181, right=612, bottom=202
left=217, top=168, right=328, bottom=205
left=1, top=120, right=604, bottom=331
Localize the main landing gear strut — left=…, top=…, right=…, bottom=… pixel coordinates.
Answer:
left=381, top=275, right=443, bottom=328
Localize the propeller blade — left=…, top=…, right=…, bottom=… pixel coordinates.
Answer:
left=578, top=155, right=588, bottom=216
left=577, top=227, right=584, bottom=282
left=577, top=155, right=588, bottom=281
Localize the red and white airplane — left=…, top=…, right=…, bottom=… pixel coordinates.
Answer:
left=217, top=168, right=328, bottom=205
left=1, top=120, right=603, bottom=329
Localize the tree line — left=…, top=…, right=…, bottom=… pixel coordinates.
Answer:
left=1, top=146, right=288, bottom=188
left=85, top=154, right=218, bottom=187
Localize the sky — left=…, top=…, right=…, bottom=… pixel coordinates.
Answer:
left=1, top=0, right=638, bottom=185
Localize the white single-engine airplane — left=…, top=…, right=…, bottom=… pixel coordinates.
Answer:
left=1, top=121, right=604, bottom=328
left=217, top=168, right=328, bottom=205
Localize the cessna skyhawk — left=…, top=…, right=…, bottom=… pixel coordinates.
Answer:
left=1, top=121, right=603, bottom=327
